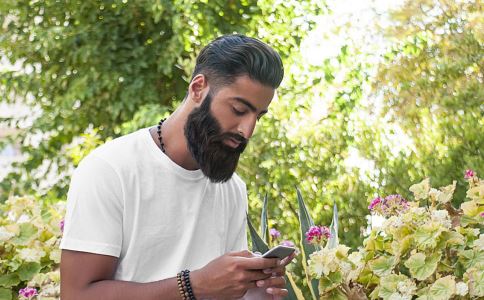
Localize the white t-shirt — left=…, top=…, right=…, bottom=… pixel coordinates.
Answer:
left=60, top=128, right=249, bottom=282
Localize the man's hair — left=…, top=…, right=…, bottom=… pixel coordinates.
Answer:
left=191, top=34, right=284, bottom=90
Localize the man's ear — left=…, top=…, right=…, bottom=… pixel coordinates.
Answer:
left=188, top=74, right=209, bottom=105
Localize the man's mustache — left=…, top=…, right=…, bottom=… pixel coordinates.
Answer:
left=210, top=132, right=248, bottom=152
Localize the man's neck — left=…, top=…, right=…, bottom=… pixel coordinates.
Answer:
left=149, top=112, right=200, bottom=171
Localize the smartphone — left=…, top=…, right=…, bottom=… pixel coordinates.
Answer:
left=261, top=245, right=295, bottom=259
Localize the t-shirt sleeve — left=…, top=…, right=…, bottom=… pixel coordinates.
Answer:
left=60, top=154, right=124, bottom=257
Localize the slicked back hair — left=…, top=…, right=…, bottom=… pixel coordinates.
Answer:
left=191, top=34, right=284, bottom=91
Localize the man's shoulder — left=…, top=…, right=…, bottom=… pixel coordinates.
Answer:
left=91, top=128, right=146, bottom=159
left=77, top=128, right=147, bottom=171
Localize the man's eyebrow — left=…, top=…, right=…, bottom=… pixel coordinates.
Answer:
left=232, top=97, right=268, bottom=114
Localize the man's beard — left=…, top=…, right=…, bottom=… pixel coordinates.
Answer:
left=184, top=93, right=248, bottom=183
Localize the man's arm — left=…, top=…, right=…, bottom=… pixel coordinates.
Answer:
left=61, top=249, right=286, bottom=300
left=61, top=250, right=181, bottom=300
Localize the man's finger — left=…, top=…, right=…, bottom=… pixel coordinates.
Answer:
left=266, top=287, right=289, bottom=297
left=237, top=257, right=279, bottom=270
left=256, top=276, right=286, bottom=288
left=228, top=250, right=254, bottom=258
left=262, top=265, right=285, bottom=275
left=280, top=252, right=296, bottom=266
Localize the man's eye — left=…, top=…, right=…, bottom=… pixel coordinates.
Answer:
left=232, top=107, right=245, bottom=115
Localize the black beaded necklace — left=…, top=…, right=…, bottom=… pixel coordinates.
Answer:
left=156, top=118, right=166, bottom=153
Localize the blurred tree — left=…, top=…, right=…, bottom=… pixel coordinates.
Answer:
left=356, top=0, right=483, bottom=204
left=0, top=0, right=325, bottom=199
left=238, top=1, right=483, bottom=296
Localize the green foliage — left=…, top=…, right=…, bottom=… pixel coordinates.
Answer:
left=0, top=0, right=325, bottom=200
left=1, top=0, right=482, bottom=298
left=0, top=196, right=64, bottom=299
left=357, top=0, right=483, bottom=203
left=305, top=174, right=484, bottom=299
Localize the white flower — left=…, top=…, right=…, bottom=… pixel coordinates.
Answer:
left=382, top=216, right=404, bottom=234
left=455, top=282, right=468, bottom=296
left=0, top=226, right=15, bottom=241
left=17, top=248, right=46, bottom=263
left=307, top=246, right=349, bottom=278
left=431, top=210, right=452, bottom=229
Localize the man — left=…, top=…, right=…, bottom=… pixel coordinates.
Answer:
left=60, top=34, right=295, bottom=299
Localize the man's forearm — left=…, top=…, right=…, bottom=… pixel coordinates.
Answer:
left=63, top=277, right=181, bottom=300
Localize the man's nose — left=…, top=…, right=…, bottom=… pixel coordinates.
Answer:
left=237, top=117, right=257, bottom=140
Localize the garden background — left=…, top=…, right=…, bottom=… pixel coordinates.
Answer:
left=0, top=0, right=482, bottom=299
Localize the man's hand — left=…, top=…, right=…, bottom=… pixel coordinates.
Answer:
left=253, top=250, right=297, bottom=299
left=190, top=250, right=285, bottom=299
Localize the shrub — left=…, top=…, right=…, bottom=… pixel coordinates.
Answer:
left=0, top=196, right=64, bottom=300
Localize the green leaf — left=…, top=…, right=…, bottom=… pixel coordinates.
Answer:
left=286, top=272, right=306, bottom=300
left=404, top=252, right=441, bottom=281
left=319, top=271, right=343, bottom=293
left=416, top=276, right=456, bottom=300
left=0, top=274, right=20, bottom=288
left=460, top=215, right=477, bottom=227
left=326, top=202, right=339, bottom=249
left=440, top=231, right=465, bottom=247
left=320, top=287, right=346, bottom=300
left=458, top=249, right=484, bottom=269
left=414, top=223, right=443, bottom=250
left=296, top=187, right=319, bottom=299
left=0, top=288, right=12, bottom=300
left=369, top=256, right=397, bottom=277
left=261, top=193, right=269, bottom=244
left=379, top=274, right=410, bottom=299
left=17, top=262, right=41, bottom=281
left=246, top=213, right=269, bottom=254
left=466, top=267, right=484, bottom=297
left=11, top=223, right=37, bottom=245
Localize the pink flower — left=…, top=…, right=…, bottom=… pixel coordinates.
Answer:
left=369, top=194, right=408, bottom=216
left=480, top=212, right=484, bottom=218
left=305, top=225, right=331, bottom=245
left=464, top=169, right=475, bottom=180
left=19, top=287, right=38, bottom=299
left=280, top=240, right=295, bottom=247
left=269, top=228, right=281, bottom=239
left=59, top=220, right=64, bottom=233
left=384, top=194, right=409, bottom=209
left=368, top=197, right=382, bottom=210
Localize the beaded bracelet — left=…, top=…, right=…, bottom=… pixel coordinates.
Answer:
left=177, top=269, right=196, bottom=300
